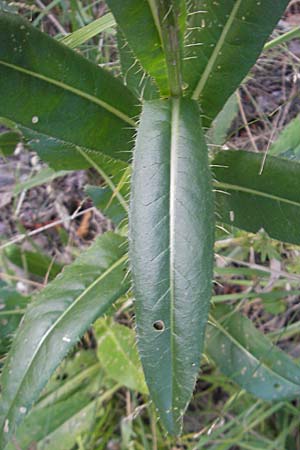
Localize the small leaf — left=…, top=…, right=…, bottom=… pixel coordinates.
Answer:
left=13, top=167, right=70, bottom=196
left=4, top=245, right=63, bottom=281
left=86, top=184, right=127, bottom=226
left=207, top=93, right=238, bottom=146
left=0, top=13, right=139, bottom=162
left=60, top=13, right=116, bottom=49
left=0, top=131, right=20, bottom=156
left=0, top=232, right=129, bottom=448
left=96, top=320, right=148, bottom=394
left=269, top=114, right=300, bottom=159
left=130, top=98, right=214, bottom=435
left=0, top=285, right=29, bottom=355
left=207, top=305, right=300, bottom=400
left=213, top=150, right=300, bottom=245
left=185, top=0, right=289, bottom=125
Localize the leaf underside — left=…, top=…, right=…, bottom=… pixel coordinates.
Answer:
left=130, top=98, right=214, bottom=435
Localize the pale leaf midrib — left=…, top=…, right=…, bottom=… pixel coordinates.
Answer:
left=215, top=181, right=300, bottom=208
left=0, top=60, right=136, bottom=127
left=3, top=253, right=127, bottom=428
left=169, top=98, right=180, bottom=408
left=192, top=0, right=242, bottom=100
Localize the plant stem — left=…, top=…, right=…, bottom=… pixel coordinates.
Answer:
left=157, top=0, right=182, bottom=97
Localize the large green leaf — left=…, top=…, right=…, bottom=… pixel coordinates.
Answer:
left=184, top=0, right=289, bottom=125
left=130, top=98, right=214, bottom=435
left=0, top=232, right=129, bottom=448
left=96, top=319, right=148, bottom=394
left=213, top=150, right=300, bottom=245
left=207, top=305, right=300, bottom=400
left=0, top=13, right=139, bottom=162
left=106, top=0, right=169, bottom=95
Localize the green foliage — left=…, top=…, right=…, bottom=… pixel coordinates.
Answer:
left=0, top=1, right=298, bottom=446
left=130, top=98, right=214, bottom=434
left=96, top=319, right=148, bottom=394
left=0, top=232, right=129, bottom=447
left=0, top=131, right=21, bottom=156
left=208, top=305, right=300, bottom=400
left=214, top=150, right=300, bottom=245
left=0, top=13, right=138, bottom=163
left=185, top=0, right=290, bottom=125
left=0, top=283, right=29, bottom=354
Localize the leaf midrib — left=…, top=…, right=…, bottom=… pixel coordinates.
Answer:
left=3, top=253, right=127, bottom=427
left=215, top=181, right=300, bottom=208
left=169, top=98, right=180, bottom=406
left=0, top=60, right=136, bottom=127
left=191, top=0, right=242, bottom=100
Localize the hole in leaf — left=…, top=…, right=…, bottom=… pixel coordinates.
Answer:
left=153, top=320, right=165, bottom=332
left=274, top=383, right=281, bottom=390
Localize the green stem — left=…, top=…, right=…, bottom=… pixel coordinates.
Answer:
left=158, top=0, right=182, bottom=97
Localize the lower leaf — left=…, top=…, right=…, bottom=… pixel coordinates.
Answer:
left=0, top=232, right=129, bottom=448
left=207, top=305, right=300, bottom=400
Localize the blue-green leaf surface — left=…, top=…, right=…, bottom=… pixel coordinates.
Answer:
left=130, top=98, right=214, bottom=435
left=0, top=232, right=129, bottom=448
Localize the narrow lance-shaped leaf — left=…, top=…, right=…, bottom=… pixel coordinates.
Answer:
left=0, top=13, right=139, bottom=162
left=213, top=150, right=300, bottom=245
left=0, top=232, right=129, bottom=448
left=130, top=99, right=214, bottom=435
left=184, top=0, right=289, bottom=126
left=207, top=305, right=300, bottom=400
